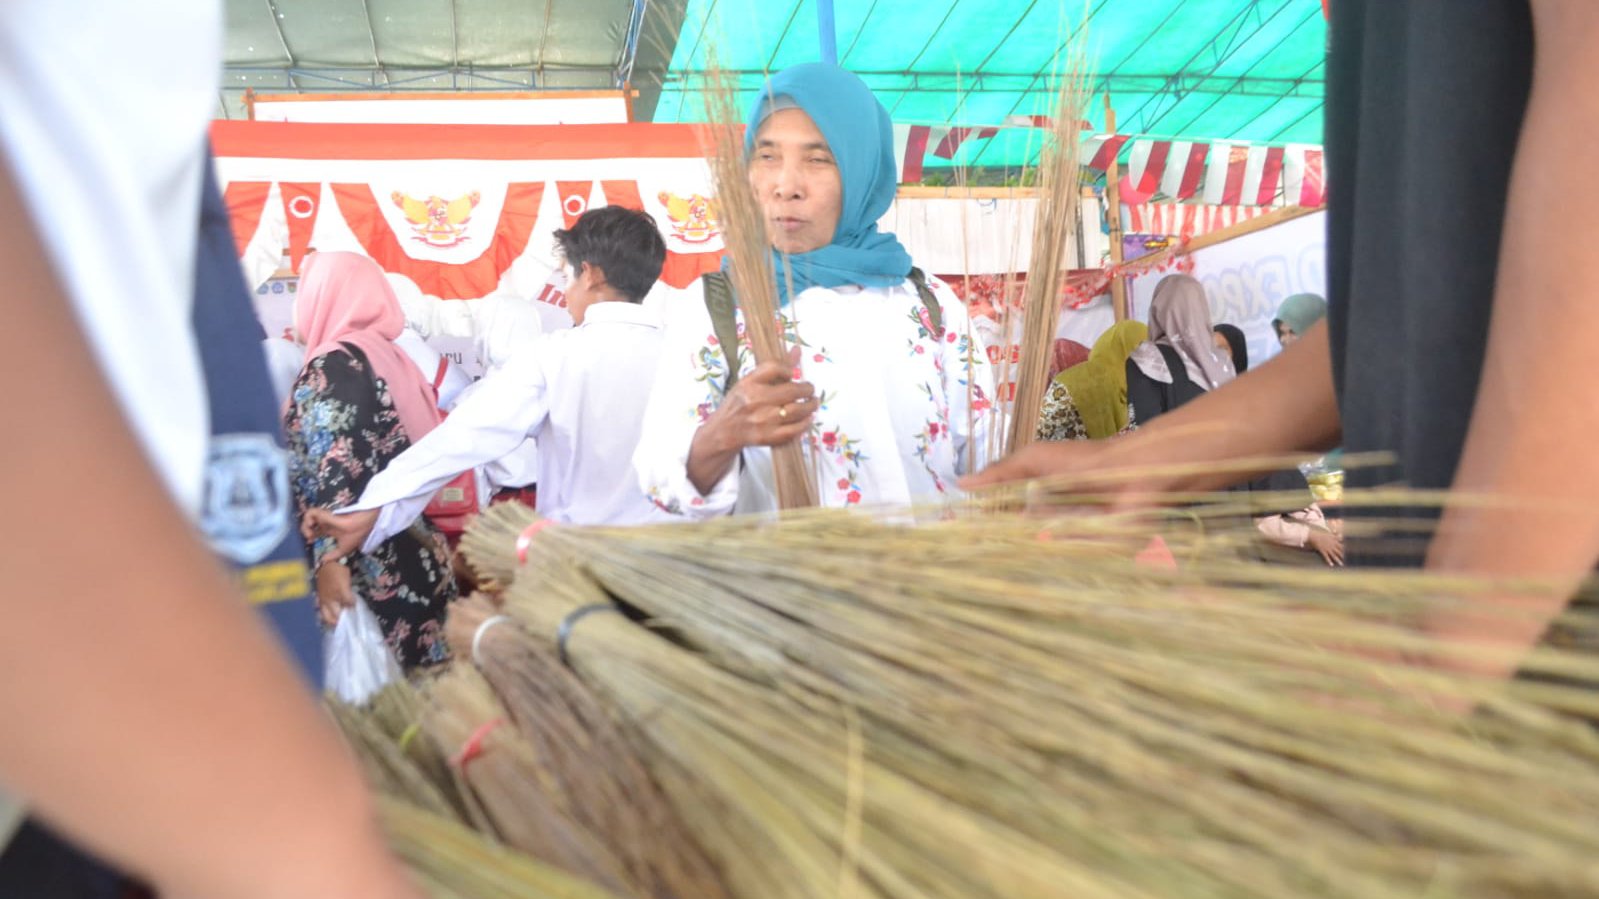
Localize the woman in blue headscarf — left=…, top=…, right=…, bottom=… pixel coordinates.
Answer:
left=635, top=63, right=997, bottom=516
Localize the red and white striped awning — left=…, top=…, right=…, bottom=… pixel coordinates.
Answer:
left=1122, top=203, right=1278, bottom=238
left=1083, top=135, right=1325, bottom=208
left=893, top=121, right=1325, bottom=209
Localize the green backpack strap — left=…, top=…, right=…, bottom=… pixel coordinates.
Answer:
left=908, top=267, right=944, bottom=337
left=702, top=271, right=742, bottom=394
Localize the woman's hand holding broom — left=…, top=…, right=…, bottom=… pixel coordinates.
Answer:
left=687, top=346, right=817, bottom=495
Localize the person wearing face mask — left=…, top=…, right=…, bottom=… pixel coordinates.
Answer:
left=634, top=64, right=998, bottom=516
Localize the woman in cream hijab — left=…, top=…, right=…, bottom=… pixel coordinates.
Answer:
left=1125, top=274, right=1236, bottom=426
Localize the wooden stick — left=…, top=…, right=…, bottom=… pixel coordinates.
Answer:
left=1103, top=95, right=1128, bottom=322
left=1122, top=204, right=1325, bottom=278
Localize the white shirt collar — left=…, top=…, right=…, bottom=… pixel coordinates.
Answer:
left=580, top=301, right=660, bottom=328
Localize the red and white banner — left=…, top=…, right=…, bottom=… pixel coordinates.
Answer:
left=890, top=121, right=1324, bottom=209
left=1123, top=202, right=1279, bottom=239
left=1106, top=137, right=1323, bottom=208
left=213, top=121, right=726, bottom=304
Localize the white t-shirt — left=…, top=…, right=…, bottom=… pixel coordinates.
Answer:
left=350, top=301, right=677, bottom=545
left=394, top=328, right=471, bottom=410
left=1, top=0, right=220, bottom=514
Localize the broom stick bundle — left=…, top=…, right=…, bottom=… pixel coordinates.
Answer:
left=327, top=689, right=626, bottom=898
left=1004, top=44, right=1090, bottom=454
left=419, top=666, right=640, bottom=896
left=501, top=525, right=1171, bottom=899
left=443, top=595, right=735, bottom=899
left=381, top=797, right=624, bottom=899
left=699, top=51, right=817, bottom=509
left=457, top=499, right=1599, bottom=899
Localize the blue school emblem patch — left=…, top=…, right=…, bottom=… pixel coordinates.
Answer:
left=200, top=433, right=292, bottom=565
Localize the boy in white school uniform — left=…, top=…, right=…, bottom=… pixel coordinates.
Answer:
left=302, top=205, right=676, bottom=568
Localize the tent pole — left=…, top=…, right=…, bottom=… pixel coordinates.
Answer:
left=818, top=0, right=838, bottom=65
left=1104, top=94, right=1128, bottom=321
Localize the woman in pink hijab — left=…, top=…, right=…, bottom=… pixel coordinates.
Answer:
left=1124, top=274, right=1237, bottom=427
left=284, top=251, right=456, bottom=671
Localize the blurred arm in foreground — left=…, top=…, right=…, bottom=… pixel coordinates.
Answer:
left=0, top=162, right=421, bottom=899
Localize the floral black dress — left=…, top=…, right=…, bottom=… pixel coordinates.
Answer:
left=284, top=345, right=456, bottom=671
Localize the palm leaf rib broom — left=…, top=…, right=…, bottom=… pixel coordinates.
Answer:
left=699, top=52, right=817, bottom=509
left=431, top=499, right=1599, bottom=899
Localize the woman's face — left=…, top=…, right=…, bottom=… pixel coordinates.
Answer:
left=749, top=108, right=844, bottom=255
left=1277, top=323, right=1298, bottom=348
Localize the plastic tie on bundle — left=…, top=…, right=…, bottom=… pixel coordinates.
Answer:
left=471, top=614, right=515, bottom=667
left=515, top=519, right=557, bottom=564
left=557, top=603, right=621, bottom=668
left=398, top=721, right=422, bottom=752
left=452, top=718, right=505, bottom=769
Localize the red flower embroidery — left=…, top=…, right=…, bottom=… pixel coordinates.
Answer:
left=690, top=496, right=705, bottom=507
left=914, top=345, right=926, bottom=355
left=813, top=354, right=825, bottom=363
left=946, top=331, right=958, bottom=343
left=928, top=422, right=941, bottom=438
left=707, top=335, right=719, bottom=346
left=846, top=490, right=862, bottom=504
left=836, top=478, right=850, bottom=490
left=822, top=431, right=838, bottom=446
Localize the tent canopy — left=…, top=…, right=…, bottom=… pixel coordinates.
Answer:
left=223, top=0, right=1326, bottom=168
left=653, top=0, right=1326, bottom=168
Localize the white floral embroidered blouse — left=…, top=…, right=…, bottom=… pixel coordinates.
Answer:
left=634, top=275, right=998, bottom=518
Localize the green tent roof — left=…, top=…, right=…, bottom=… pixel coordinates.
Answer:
left=651, top=0, right=1326, bottom=168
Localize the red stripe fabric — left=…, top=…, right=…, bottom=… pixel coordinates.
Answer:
left=934, top=127, right=974, bottom=159
left=1137, top=140, right=1171, bottom=195
left=1257, top=146, right=1286, bottom=206
left=555, top=180, right=594, bottom=229
left=1301, top=149, right=1326, bottom=206
left=279, top=182, right=321, bottom=273
left=1177, top=143, right=1209, bottom=200
left=1219, top=146, right=1250, bottom=206
left=599, top=180, right=643, bottom=210
left=213, top=121, right=711, bottom=160
left=902, top=125, right=932, bottom=183
left=1087, top=135, right=1130, bottom=171
left=222, top=181, right=272, bottom=258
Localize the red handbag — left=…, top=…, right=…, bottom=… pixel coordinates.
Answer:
left=420, top=357, right=479, bottom=541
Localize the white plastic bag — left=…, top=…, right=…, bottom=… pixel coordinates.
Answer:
left=324, top=598, right=402, bottom=704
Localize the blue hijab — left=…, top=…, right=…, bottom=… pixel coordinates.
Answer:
left=738, top=63, right=913, bottom=302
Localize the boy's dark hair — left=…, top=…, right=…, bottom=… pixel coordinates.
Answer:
left=553, top=205, right=667, bottom=304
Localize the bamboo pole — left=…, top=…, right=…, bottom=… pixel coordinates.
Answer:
left=1122, top=204, right=1325, bottom=280
left=1103, top=95, right=1128, bottom=322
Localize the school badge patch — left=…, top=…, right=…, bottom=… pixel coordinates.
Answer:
left=200, top=433, right=292, bottom=565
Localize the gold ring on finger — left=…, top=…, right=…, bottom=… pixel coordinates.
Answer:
left=777, top=405, right=789, bottom=419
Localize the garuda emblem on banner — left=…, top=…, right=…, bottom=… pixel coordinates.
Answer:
left=658, top=191, right=719, bottom=244
left=391, top=190, right=481, bottom=248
